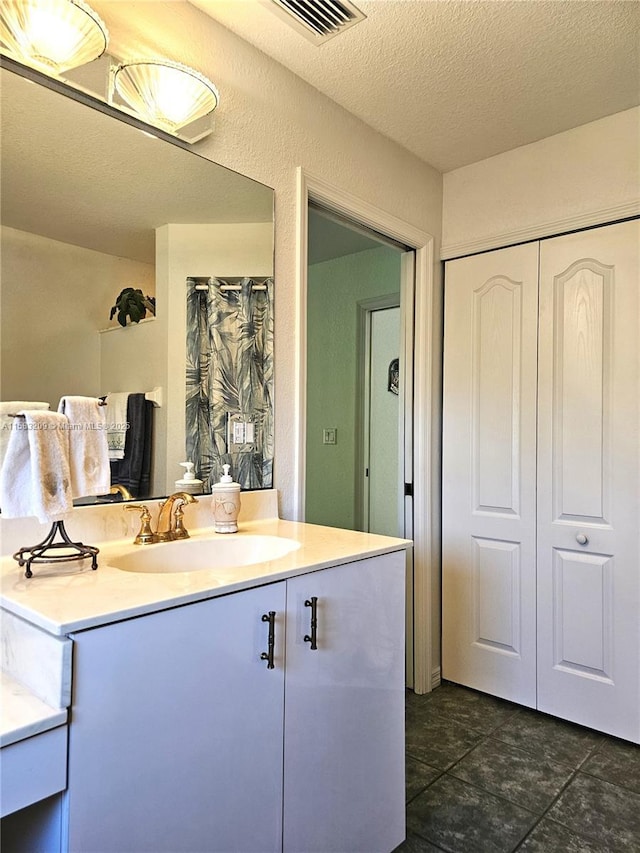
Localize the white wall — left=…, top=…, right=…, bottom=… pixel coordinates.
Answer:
left=442, top=107, right=640, bottom=258
left=306, top=246, right=401, bottom=531
left=0, top=226, right=154, bottom=405
left=368, top=307, right=402, bottom=539
left=100, top=321, right=163, bottom=401
left=94, top=0, right=443, bottom=519
left=99, top=319, right=163, bottom=494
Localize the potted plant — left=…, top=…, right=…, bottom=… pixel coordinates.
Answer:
left=110, top=288, right=156, bottom=327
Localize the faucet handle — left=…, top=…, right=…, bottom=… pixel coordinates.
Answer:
left=172, top=493, right=198, bottom=539
left=173, top=504, right=190, bottom=540
left=125, top=504, right=156, bottom=545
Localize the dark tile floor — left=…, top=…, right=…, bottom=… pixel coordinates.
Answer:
left=396, top=682, right=640, bottom=853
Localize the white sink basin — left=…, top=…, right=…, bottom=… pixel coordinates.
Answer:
left=110, top=535, right=301, bottom=574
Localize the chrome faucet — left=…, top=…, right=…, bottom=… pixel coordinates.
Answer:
left=125, top=492, right=198, bottom=544
left=155, top=492, right=198, bottom=542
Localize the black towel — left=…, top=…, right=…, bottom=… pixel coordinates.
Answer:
left=109, top=394, right=154, bottom=499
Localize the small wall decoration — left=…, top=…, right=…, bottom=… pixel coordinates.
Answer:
left=388, top=358, right=399, bottom=395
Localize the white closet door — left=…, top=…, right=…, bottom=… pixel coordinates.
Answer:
left=442, top=243, right=539, bottom=706
left=537, top=219, right=640, bottom=742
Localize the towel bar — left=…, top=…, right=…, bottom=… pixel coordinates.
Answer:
left=98, top=389, right=162, bottom=408
left=8, top=400, right=107, bottom=417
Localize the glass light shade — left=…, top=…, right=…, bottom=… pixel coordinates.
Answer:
left=114, top=60, right=219, bottom=133
left=0, top=0, right=107, bottom=74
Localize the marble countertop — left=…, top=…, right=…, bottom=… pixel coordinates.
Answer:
left=1, top=671, right=67, bottom=748
left=0, top=518, right=409, bottom=637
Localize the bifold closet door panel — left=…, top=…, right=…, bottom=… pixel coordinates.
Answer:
left=537, top=219, right=640, bottom=743
left=442, top=243, right=539, bottom=706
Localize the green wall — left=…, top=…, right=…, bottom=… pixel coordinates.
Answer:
left=305, top=245, right=401, bottom=529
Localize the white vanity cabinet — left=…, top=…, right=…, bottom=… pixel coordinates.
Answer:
left=64, top=551, right=405, bottom=853
left=284, top=554, right=406, bottom=853
left=67, top=581, right=287, bottom=853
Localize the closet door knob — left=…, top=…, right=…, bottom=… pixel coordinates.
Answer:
left=576, top=533, right=589, bottom=546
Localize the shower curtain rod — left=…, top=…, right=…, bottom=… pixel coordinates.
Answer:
left=191, top=276, right=271, bottom=292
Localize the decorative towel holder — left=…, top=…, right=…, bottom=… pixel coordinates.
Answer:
left=13, top=521, right=99, bottom=579
left=8, top=401, right=105, bottom=577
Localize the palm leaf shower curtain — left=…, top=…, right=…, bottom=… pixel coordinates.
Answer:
left=185, top=277, right=274, bottom=491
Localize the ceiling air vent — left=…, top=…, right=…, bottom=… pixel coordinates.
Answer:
left=265, top=0, right=366, bottom=44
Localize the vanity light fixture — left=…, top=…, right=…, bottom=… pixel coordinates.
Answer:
left=0, top=0, right=108, bottom=74
left=112, top=59, right=219, bottom=134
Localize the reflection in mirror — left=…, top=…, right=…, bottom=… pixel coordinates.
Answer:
left=186, top=276, right=273, bottom=492
left=0, top=61, right=274, bottom=505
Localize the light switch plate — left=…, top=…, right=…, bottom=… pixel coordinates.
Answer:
left=227, top=412, right=256, bottom=448
left=322, top=428, right=337, bottom=445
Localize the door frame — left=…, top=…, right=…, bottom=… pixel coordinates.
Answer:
left=294, top=167, right=439, bottom=694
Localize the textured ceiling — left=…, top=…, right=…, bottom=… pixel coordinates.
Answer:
left=191, top=0, right=640, bottom=172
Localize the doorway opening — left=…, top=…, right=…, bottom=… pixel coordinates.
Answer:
left=304, top=203, right=416, bottom=686
left=305, top=205, right=409, bottom=529
left=294, top=169, right=438, bottom=695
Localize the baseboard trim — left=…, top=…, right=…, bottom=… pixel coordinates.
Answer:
left=431, top=666, right=442, bottom=690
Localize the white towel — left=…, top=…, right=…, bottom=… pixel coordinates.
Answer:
left=104, top=393, right=130, bottom=460
left=0, top=401, right=50, bottom=473
left=0, top=411, right=73, bottom=523
left=58, top=396, right=110, bottom=498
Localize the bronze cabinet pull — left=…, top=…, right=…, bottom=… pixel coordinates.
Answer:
left=304, top=597, right=318, bottom=650
left=260, top=611, right=276, bottom=669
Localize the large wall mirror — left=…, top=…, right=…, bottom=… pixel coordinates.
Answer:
left=0, top=61, right=274, bottom=506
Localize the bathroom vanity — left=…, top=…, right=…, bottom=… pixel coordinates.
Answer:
left=0, top=509, right=408, bottom=853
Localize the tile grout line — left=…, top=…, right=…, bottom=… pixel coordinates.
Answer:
left=407, top=706, right=541, bottom=851
left=405, top=692, right=625, bottom=853
left=509, top=765, right=582, bottom=852
left=404, top=689, right=639, bottom=853
left=406, top=704, right=527, bottom=785
left=483, top=708, right=608, bottom=851
left=578, top=764, right=640, bottom=797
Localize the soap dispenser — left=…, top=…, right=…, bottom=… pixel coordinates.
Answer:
left=175, top=462, right=204, bottom=496
left=211, top=464, right=241, bottom=533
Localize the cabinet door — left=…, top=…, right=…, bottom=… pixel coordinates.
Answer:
left=283, top=552, right=406, bottom=853
left=67, top=583, right=286, bottom=853
left=442, top=243, right=539, bottom=705
left=537, top=220, right=640, bottom=742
